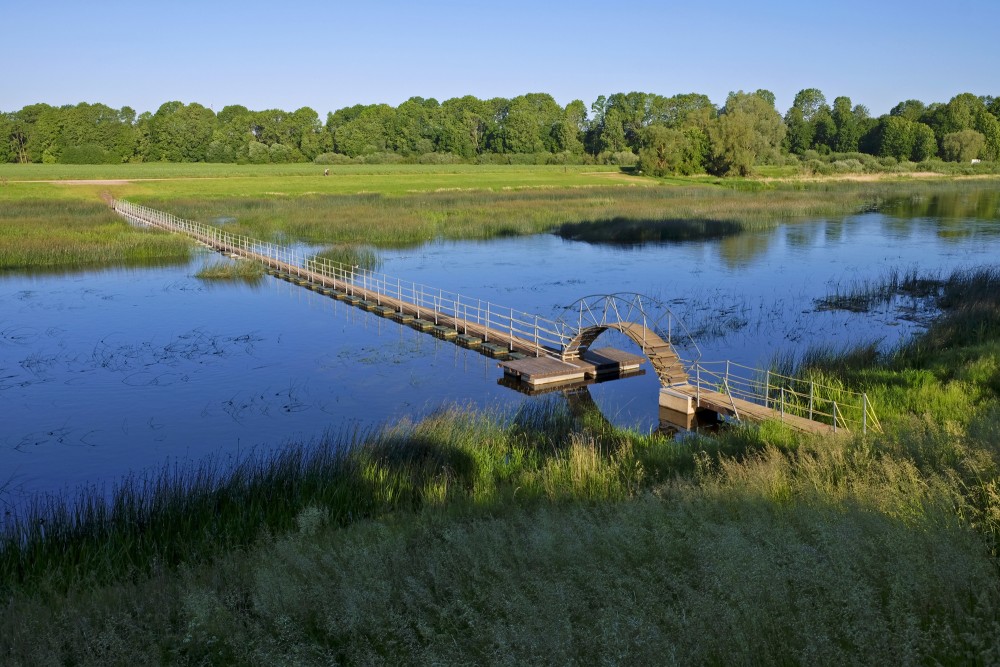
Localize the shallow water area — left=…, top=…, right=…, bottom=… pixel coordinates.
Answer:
left=2, top=202, right=999, bottom=506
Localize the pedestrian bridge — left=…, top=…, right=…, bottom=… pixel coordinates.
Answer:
left=112, top=199, right=880, bottom=435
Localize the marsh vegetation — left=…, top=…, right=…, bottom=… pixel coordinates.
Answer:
left=2, top=166, right=1000, bottom=662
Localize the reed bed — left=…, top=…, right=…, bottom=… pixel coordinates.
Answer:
left=313, top=244, right=383, bottom=272
left=816, top=267, right=943, bottom=312
left=143, top=178, right=1000, bottom=249
left=0, top=200, right=191, bottom=270
left=194, top=258, right=266, bottom=281
left=149, top=185, right=864, bottom=249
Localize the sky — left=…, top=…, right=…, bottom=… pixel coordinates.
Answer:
left=6, top=0, right=999, bottom=118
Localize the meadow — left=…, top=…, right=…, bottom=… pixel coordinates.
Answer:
left=2, top=164, right=1000, bottom=662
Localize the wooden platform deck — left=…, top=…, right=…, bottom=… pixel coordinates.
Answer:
left=667, top=384, right=838, bottom=435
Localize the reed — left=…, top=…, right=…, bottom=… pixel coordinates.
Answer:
left=2, top=404, right=998, bottom=663
left=816, top=267, right=942, bottom=312
left=0, top=200, right=191, bottom=270
left=194, top=259, right=266, bottom=282
left=313, top=244, right=382, bottom=272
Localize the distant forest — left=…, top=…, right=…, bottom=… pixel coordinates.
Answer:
left=3, top=90, right=999, bottom=176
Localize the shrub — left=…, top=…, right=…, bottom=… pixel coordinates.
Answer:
left=313, top=152, right=355, bottom=165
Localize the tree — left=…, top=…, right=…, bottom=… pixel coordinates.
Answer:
left=333, top=104, right=394, bottom=157
left=440, top=96, right=492, bottom=158
left=831, top=96, right=862, bottom=153
left=872, top=116, right=915, bottom=160
left=784, top=106, right=813, bottom=155
left=889, top=99, right=926, bottom=122
left=707, top=111, right=755, bottom=176
left=911, top=123, right=938, bottom=161
left=754, top=89, right=776, bottom=109
left=942, top=130, right=985, bottom=162
left=638, top=125, right=702, bottom=176
left=0, top=114, right=13, bottom=163
left=790, top=88, right=827, bottom=122
left=715, top=90, right=786, bottom=170
left=148, top=102, right=216, bottom=162
left=553, top=100, right=587, bottom=154
left=391, top=97, right=441, bottom=156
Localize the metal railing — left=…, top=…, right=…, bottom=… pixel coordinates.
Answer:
left=685, top=359, right=882, bottom=434
left=113, top=199, right=572, bottom=357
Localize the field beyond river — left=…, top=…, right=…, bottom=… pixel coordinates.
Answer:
left=2, top=165, right=1000, bottom=663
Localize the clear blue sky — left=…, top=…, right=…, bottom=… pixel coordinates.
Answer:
left=6, top=0, right=998, bottom=118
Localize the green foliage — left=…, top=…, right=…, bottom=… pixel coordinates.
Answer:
left=637, top=125, right=703, bottom=176
left=942, top=129, right=986, bottom=162
left=0, top=200, right=192, bottom=270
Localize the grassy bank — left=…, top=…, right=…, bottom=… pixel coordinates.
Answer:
left=3, top=265, right=1000, bottom=662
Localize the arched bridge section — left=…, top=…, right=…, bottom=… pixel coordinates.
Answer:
left=558, top=294, right=699, bottom=386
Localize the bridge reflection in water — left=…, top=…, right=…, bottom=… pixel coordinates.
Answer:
left=113, top=199, right=880, bottom=436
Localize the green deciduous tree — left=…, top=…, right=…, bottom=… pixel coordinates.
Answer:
left=942, top=129, right=986, bottom=162
left=890, top=99, right=926, bottom=122
left=148, top=102, right=216, bottom=162
left=831, top=96, right=862, bottom=153
left=637, top=125, right=703, bottom=176
left=709, top=90, right=785, bottom=174
left=333, top=104, right=394, bottom=157
left=911, top=123, right=938, bottom=161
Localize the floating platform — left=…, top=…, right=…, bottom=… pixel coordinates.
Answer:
left=581, top=347, right=645, bottom=376
left=499, top=346, right=647, bottom=388
left=432, top=325, right=458, bottom=339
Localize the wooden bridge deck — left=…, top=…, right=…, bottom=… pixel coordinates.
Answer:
left=670, top=384, right=839, bottom=435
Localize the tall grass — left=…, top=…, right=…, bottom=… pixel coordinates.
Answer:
left=0, top=200, right=191, bottom=270
left=816, top=267, right=942, bottom=313
left=2, top=404, right=998, bottom=663
left=194, top=258, right=265, bottom=282
left=313, top=244, right=382, bottom=271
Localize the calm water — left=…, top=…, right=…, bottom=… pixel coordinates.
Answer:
left=2, top=202, right=998, bottom=503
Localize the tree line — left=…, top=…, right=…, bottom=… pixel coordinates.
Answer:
left=2, top=90, right=998, bottom=176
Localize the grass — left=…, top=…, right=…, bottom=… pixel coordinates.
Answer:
left=312, top=244, right=383, bottom=272
left=3, top=166, right=999, bottom=272
left=2, top=399, right=999, bottom=662
left=194, top=258, right=266, bottom=282
left=0, top=200, right=191, bottom=271
left=816, top=267, right=943, bottom=312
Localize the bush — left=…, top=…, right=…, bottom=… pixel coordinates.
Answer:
left=59, top=144, right=121, bottom=164
left=355, top=152, right=405, bottom=164
left=417, top=152, right=466, bottom=165
left=596, top=150, right=638, bottom=167
left=313, top=152, right=355, bottom=165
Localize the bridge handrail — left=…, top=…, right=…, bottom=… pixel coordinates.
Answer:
left=113, top=199, right=572, bottom=355
left=686, top=359, right=881, bottom=434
